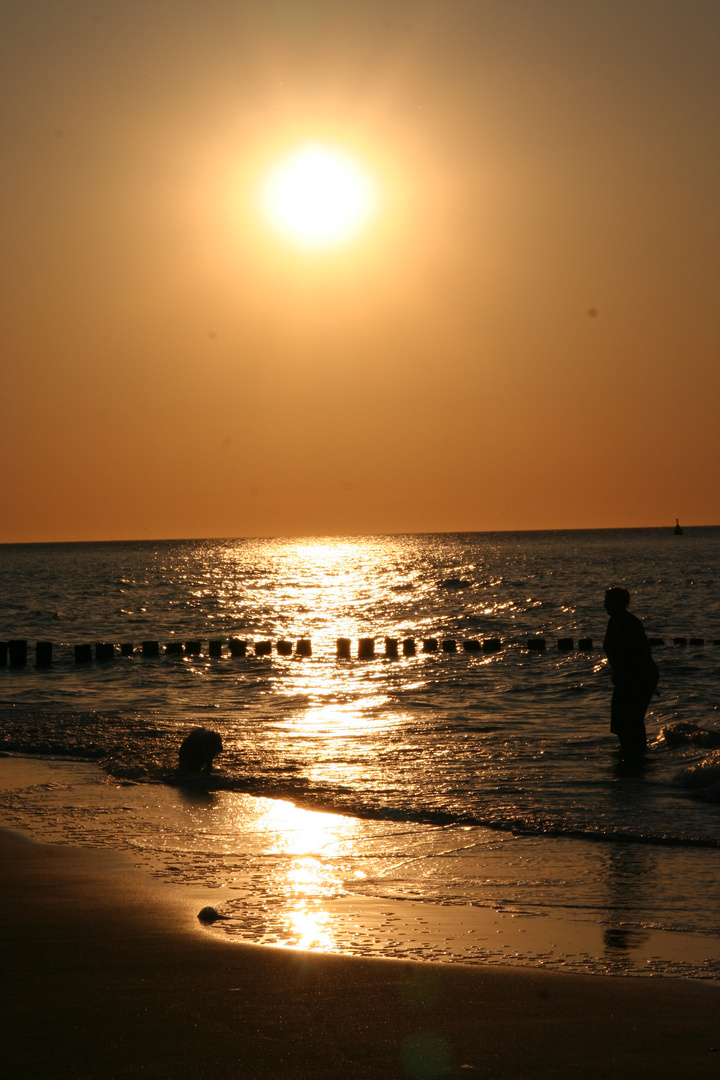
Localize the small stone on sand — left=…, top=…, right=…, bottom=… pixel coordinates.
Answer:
left=198, top=906, right=227, bottom=924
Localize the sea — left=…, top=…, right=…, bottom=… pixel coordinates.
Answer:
left=1, top=529, right=719, bottom=980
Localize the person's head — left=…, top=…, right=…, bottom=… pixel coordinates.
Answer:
left=604, top=586, right=630, bottom=617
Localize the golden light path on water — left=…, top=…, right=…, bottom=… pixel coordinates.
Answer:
left=222, top=796, right=366, bottom=952
left=200, top=537, right=448, bottom=951
left=212, top=539, right=403, bottom=951
left=215, top=536, right=435, bottom=642
left=158, top=537, right=549, bottom=955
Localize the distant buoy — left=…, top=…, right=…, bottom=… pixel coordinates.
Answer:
left=674, top=518, right=683, bottom=535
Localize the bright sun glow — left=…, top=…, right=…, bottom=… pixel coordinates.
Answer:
left=262, top=144, right=376, bottom=248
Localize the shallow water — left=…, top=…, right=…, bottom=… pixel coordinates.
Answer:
left=1, top=529, right=719, bottom=977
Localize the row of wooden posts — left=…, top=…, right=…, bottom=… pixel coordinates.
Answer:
left=1, top=633, right=716, bottom=669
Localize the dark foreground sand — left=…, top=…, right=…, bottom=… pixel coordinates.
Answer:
left=1, top=829, right=719, bottom=1080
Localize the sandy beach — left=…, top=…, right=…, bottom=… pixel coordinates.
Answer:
left=1, top=827, right=719, bottom=1079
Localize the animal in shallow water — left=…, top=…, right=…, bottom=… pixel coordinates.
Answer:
left=177, top=727, right=223, bottom=772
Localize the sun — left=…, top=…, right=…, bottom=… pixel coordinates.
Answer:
left=261, top=144, right=377, bottom=248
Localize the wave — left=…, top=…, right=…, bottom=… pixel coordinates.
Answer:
left=4, top=737, right=719, bottom=849
left=661, top=721, right=720, bottom=749
left=439, top=577, right=472, bottom=590
left=678, top=750, right=720, bottom=803
left=153, top=769, right=720, bottom=850
left=4, top=700, right=720, bottom=855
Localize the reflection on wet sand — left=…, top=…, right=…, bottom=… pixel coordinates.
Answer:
left=600, top=844, right=653, bottom=972
left=3, top=757, right=720, bottom=979
left=233, top=796, right=363, bottom=952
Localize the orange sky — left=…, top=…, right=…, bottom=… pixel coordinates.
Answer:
left=2, top=1, right=719, bottom=542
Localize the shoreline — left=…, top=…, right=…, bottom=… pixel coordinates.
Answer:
left=2, top=753, right=720, bottom=982
left=2, top=827, right=720, bottom=1079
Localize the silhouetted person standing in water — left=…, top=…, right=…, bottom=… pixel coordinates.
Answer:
left=603, top=587, right=659, bottom=755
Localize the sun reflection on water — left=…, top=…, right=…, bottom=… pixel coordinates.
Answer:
left=277, top=700, right=391, bottom=734
left=227, top=796, right=364, bottom=952
left=215, top=535, right=434, bottom=647
left=187, top=537, right=532, bottom=951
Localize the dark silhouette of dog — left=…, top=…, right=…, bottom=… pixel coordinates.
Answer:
left=177, top=727, right=223, bottom=772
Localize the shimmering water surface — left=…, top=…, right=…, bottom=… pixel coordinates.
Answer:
left=1, top=530, right=719, bottom=977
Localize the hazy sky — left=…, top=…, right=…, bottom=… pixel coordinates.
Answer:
left=2, top=1, right=719, bottom=542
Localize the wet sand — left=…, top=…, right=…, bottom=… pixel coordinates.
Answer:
left=1, top=828, right=719, bottom=1079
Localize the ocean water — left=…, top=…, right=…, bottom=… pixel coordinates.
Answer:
left=1, top=529, right=719, bottom=978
